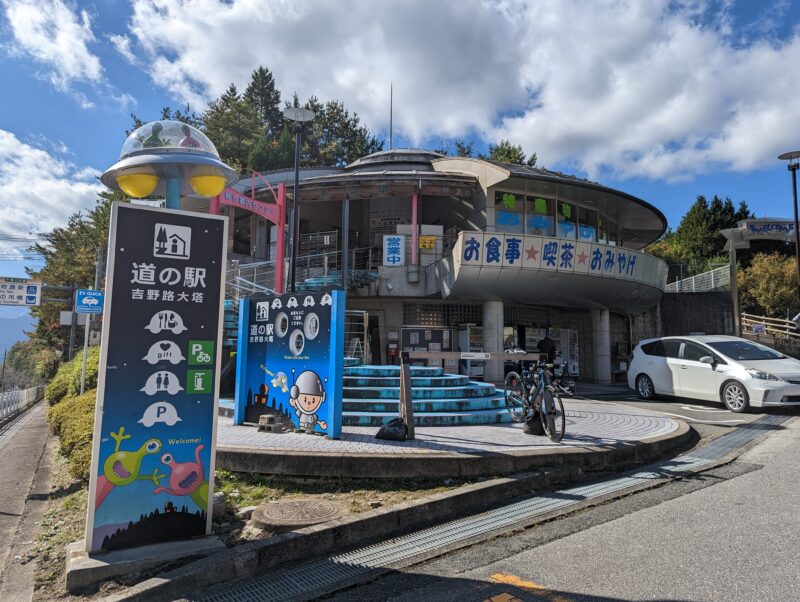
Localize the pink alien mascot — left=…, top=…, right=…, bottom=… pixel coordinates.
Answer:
left=153, top=444, right=208, bottom=511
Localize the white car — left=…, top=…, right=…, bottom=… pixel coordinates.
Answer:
left=627, top=335, right=800, bottom=412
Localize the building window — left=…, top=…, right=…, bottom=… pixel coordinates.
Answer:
left=494, top=191, right=524, bottom=233
left=578, top=207, right=597, bottom=242
left=598, top=216, right=608, bottom=244
left=556, top=201, right=577, bottom=239
left=608, top=220, right=618, bottom=246
left=525, top=196, right=554, bottom=236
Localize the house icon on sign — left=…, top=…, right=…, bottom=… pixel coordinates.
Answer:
left=154, top=223, right=192, bottom=260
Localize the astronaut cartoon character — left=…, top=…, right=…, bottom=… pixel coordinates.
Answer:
left=289, top=370, right=328, bottom=433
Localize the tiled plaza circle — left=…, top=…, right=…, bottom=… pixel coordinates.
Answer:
left=216, top=399, right=678, bottom=455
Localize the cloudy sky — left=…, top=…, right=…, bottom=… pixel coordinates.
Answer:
left=1, top=0, right=800, bottom=281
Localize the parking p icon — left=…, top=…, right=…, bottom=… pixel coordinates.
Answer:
left=188, top=340, right=214, bottom=365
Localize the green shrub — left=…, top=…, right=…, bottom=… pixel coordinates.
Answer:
left=44, top=347, right=100, bottom=405
left=47, top=390, right=96, bottom=482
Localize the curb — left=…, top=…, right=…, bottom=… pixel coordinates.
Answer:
left=216, top=422, right=688, bottom=479
left=100, top=420, right=690, bottom=601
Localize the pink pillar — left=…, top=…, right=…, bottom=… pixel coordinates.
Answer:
left=274, top=183, right=286, bottom=294
left=209, top=195, right=220, bottom=215
left=411, top=190, right=419, bottom=266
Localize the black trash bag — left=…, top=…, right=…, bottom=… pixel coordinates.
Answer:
left=523, top=412, right=544, bottom=436
left=376, top=417, right=408, bottom=441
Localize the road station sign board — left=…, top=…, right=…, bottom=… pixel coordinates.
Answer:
left=85, top=203, right=227, bottom=554
left=76, top=289, right=104, bottom=314
left=0, top=276, right=41, bottom=306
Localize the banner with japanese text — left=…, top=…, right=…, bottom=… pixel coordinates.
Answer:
left=457, top=231, right=666, bottom=289
left=234, top=290, right=345, bottom=438
left=85, top=203, right=227, bottom=553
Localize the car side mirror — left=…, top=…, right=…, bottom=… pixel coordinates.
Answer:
left=699, top=355, right=714, bottom=365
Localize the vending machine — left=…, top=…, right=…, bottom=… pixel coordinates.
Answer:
left=458, top=323, right=485, bottom=379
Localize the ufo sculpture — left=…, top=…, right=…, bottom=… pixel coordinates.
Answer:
left=100, top=120, right=238, bottom=209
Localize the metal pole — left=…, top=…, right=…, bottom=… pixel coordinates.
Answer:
left=80, top=248, right=103, bottom=395
left=0, top=348, right=7, bottom=392
left=341, top=197, right=350, bottom=288
left=730, top=245, right=740, bottom=336
left=290, top=124, right=302, bottom=292
left=165, top=177, right=181, bottom=210
left=790, top=162, right=800, bottom=294
left=68, top=285, right=77, bottom=361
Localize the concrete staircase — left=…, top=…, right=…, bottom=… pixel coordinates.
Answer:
left=342, top=365, right=511, bottom=427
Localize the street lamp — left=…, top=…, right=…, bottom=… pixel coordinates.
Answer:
left=778, top=150, right=800, bottom=294
left=283, top=106, right=315, bottom=292
left=101, top=121, right=237, bottom=209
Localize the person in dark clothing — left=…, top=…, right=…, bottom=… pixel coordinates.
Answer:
left=537, top=335, right=558, bottom=364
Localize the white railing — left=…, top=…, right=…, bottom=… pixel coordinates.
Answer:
left=0, top=385, right=42, bottom=419
left=665, top=265, right=730, bottom=293
left=741, top=313, right=800, bottom=341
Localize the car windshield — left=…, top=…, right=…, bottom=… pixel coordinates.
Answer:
left=707, top=340, right=784, bottom=361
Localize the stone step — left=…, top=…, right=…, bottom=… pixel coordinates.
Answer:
left=343, top=366, right=445, bottom=377
left=343, top=396, right=506, bottom=413
left=342, top=408, right=512, bottom=427
left=343, top=375, right=470, bottom=388
left=344, top=383, right=497, bottom=400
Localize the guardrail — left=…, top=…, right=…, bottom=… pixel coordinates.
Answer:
left=741, top=313, right=800, bottom=340
left=0, top=385, right=43, bottom=419
left=665, top=265, right=730, bottom=293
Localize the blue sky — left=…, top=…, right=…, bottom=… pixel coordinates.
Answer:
left=2, top=0, right=800, bottom=293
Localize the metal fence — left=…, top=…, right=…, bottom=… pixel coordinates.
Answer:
left=665, top=265, right=730, bottom=293
left=0, top=385, right=43, bottom=419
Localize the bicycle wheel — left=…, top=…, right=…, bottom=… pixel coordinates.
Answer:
left=504, top=371, right=526, bottom=423
left=539, top=386, right=565, bottom=442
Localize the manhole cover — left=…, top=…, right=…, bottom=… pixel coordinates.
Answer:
left=250, top=499, right=343, bottom=530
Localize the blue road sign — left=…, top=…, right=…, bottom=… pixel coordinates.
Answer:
left=76, top=289, right=104, bottom=314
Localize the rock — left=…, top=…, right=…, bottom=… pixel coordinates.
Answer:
left=369, top=501, right=383, bottom=509
left=236, top=505, right=258, bottom=520
left=241, top=522, right=267, bottom=540
left=212, top=491, right=226, bottom=516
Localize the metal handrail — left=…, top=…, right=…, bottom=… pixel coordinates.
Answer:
left=0, top=385, right=43, bottom=419
left=665, top=265, right=730, bottom=293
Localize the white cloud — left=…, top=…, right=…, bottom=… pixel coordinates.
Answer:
left=119, top=0, right=800, bottom=181
left=0, top=129, right=102, bottom=257
left=2, top=0, right=103, bottom=94
left=108, top=33, right=136, bottom=64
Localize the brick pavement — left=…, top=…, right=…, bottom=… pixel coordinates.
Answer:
left=217, top=399, right=677, bottom=456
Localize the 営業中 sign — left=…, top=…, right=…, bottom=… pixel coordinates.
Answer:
left=383, top=235, right=405, bottom=266
left=76, top=289, right=104, bottom=314
left=0, top=277, right=41, bottom=306
left=234, top=290, right=345, bottom=438
left=85, top=203, right=227, bottom=553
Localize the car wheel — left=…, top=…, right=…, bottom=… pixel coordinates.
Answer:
left=636, top=374, right=656, bottom=400
left=722, top=381, right=750, bottom=413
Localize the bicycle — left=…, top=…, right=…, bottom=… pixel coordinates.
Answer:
left=504, top=361, right=566, bottom=442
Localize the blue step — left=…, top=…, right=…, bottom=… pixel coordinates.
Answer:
left=343, top=375, right=470, bottom=388
left=344, top=383, right=497, bottom=400
left=343, top=366, right=444, bottom=377
left=343, top=396, right=505, bottom=413
left=342, top=408, right=512, bottom=427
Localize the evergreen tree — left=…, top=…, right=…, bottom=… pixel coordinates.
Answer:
left=203, top=83, right=261, bottom=170
left=244, top=66, right=283, bottom=137
left=248, top=126, right=295, bottom=171
left=482, top=139, right=536, bottom=166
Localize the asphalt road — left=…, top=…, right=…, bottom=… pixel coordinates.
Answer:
left=327, top=414, right=800, bottom=602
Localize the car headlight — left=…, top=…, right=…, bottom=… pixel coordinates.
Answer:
left=745, top=369, right=782, bottom=381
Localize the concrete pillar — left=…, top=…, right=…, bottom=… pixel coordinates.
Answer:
left=591, top=308, right=612, bottom=384
left=483, top=300, right=504, bottom=383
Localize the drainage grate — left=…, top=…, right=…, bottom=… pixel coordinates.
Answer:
left=201, top=413, right=792, bottom=602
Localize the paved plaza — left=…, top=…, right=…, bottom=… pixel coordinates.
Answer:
left=216, top=399, right=678, bottom=456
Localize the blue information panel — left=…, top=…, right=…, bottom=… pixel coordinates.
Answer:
left=234, top=290, right=345, bottom=438
left=76, top=288, right=104, bottom=314
left=85, top=203, right=227, bottom=553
